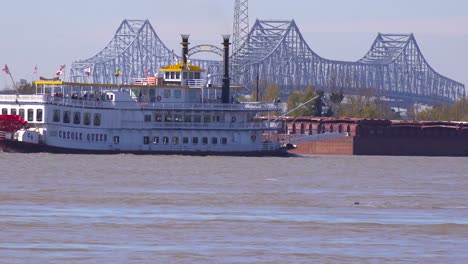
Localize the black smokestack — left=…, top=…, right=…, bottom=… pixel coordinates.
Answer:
left=181, top=34, right=190, bottom=66
left=222, top=34, right=231, bottom=104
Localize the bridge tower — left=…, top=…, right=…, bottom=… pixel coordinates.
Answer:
left=232, top=0, right=249, bottom=55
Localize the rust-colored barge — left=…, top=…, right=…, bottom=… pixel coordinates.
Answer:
left=275, top=117, right=468, bottom=156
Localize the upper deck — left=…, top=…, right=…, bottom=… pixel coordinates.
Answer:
left=0, top=82, right=285, bottom=113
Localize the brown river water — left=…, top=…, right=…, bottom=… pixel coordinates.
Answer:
left=0, top=153, right=467, bottom=263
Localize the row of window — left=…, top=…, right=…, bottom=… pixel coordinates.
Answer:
left=164, top=71, right=201, bottom=80
left=163, top=89, right=182, bottom=98
left=53, top=109, right=101, bottom=126
left=142, top=136, right=228, bottom=145
left=145, top=113, right=222, bottom=123
left=2, top=108, right=43, bottom=122
left=136, top=88, right=182, bottom=99
left=136, top=88, right=197, bottom=102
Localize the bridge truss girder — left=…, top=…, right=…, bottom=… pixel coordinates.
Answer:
left=234, top=19, right=465, bottom=104
left=70, top=19, right=465, bottom=105
left=70, top=19, right=222, bottom=85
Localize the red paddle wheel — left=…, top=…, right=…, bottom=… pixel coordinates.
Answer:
left=0, top=115, right=27, bottom=139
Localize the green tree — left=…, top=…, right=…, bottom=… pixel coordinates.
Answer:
left=0, top=83, right=36, bottom=95
left=244, top=79, right=269, bottom=102
left=328, top=90, right=344, bottom=116
left=417, top=98, right=468, bottom=121
left=263, top=83, right=280, bottom=102
left=18, top=83, right=36, bottom=94
left=287, top=85, right=323, bottom=117
left=336, top=90, right=399, bottom=119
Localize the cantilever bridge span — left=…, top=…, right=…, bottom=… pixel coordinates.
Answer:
left=69, top=20, right=222, bottom=85
left=70, top=19, right=465, bottom=105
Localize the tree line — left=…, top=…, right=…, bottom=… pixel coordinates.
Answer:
left=1, top=83, right=36, bottom=95
left=243, top=81, right=467, bottom=121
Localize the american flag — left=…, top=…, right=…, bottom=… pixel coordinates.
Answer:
left=84, top=67, right=92, bottom=76
left=56, top=64, right=66, bottom=76
left=2, top=64, right=10, bottom=75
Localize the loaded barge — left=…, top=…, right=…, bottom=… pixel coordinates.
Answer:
left=276, top=117, right=468, bottom=156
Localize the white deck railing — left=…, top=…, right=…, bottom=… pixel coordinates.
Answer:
left=184, top=79, right=204, bottom=88
left=0, top=94, right=46, bottom=103
left=1, top=94, right=285, bottom=113
left=120, top=121, right=274, bottom=130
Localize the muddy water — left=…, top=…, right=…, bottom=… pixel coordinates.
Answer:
left=0, top=153, right=467, bottom=263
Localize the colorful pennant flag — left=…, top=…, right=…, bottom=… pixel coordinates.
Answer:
left=2, top=64, right=10, bottom=75
left=84, top=67, right=92, bottom=76
left=114, top=68, right=121, bottom=77
left=56, top=64, right=66, bottom=76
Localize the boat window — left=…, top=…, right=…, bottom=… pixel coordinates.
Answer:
left=149, top=89, right=156, bottom=101
left=202, top=137, right=208, bottom=144
left=192, top=137, right=198, bottom=144
left=184, top=114, right=192, bottom=122
left=193, top=115, right=201, bottom=122
left=131, top=89, right=139, bottom=99
left=164, top=89, right=171, bottom=98
left=163, top=136, right=169, bottom=144
left=174, top=90, right=181, bottom=98
left=84, top=113, right=91, bottom=126
left=73, top=112, right=81, bottom=124
left=212, top=137, right=218, bottom=144
left=1, top=108, right=7, bottom=115
left=53, top=109, right=60, bottom=122
left=63, top=111, right=71, bottom=123
left=165, top=72, right=169, bottom=79
left=174, top=114, right=182, bottom=122
left=153, top=136, right=159, bottom=144
left=170, top=72, right=175, bottom=79
left=143, top=136, right=149, bottom=145
left=221, top=137, right=228, bottom=144
left=164, top=114, right=172, bottom=122
left=173, top=137, right=179, bottom=145
left=36, top=109, right=43, bottom=122
left=176, top=72, right=180, bottom=79
left=182, top=137, right=189, bottom=144
left=204, top=115, right=211, bottom=123
left=113, top=136, right=119, bottom=144
left=194, top=72, right=200, bottom=79
left=19, top=109, right=25, bottom=119
left=93, top=113, right=101, bottom=126
left=27, top=109, right=34, bottom=122
left=144, top=114, right=151, bottom=122
left=11, top=108, right=17, bottom=115
left=155, top=113, right=162, bottom=122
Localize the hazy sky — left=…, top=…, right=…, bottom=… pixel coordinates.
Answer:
left=1, top=0, right=467, bottom=90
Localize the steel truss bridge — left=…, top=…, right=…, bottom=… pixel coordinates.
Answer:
left=70, top=19, right=465, bottom=105
left=69, top=20, right=223, bottom=85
